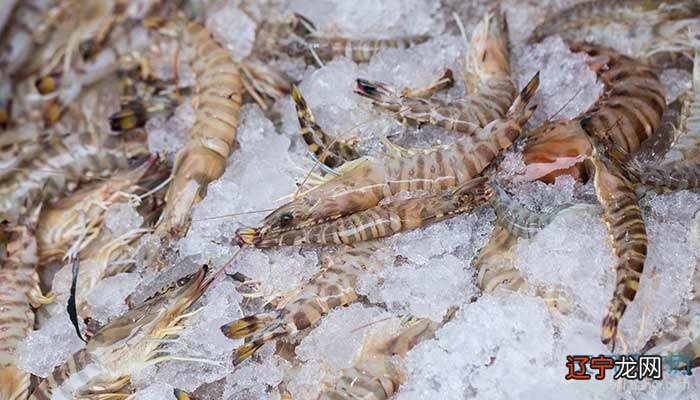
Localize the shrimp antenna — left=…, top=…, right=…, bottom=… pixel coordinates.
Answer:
left=452, top=12, right=470, bottom=49
left=191, top=208, right=276, bottom=222
left=546, top=87, right=583, bottom=122
left=349, top=316, right=395, bottom=333
left=204, top=247, right=244, bottom=288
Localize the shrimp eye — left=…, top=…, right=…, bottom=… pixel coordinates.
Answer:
left=279, top=213, right=293, bottom=227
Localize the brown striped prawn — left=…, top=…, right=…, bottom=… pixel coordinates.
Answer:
left=528, top=0, right=700, bottom=45
left=237, top=176, right=492, bottom=248
left=354, top=6, right=517, bottom=135
left=0, top=129, right=149, bottom=222
left=279, top=13, right=429, bottom=64
left=221, top=244, right=375, bottom=364
left=521, top=41, right=667, bottom=183
left=237, top=72, right=539, bottom=246
left=476, top=42, right=670, bottom=348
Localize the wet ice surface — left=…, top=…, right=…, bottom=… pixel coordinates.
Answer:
left=16, top=312, right=86, bottom=378
left=104, top=203, right=144, bottom=237
left=14, top=0, right=700, bottom=398
left=206, top=0, right=257, bottom=61
left=358, top=210, right=493, bottom=320
left=289, top=0, right=442, bottom=38
left=146, top=102, right=196, bottom=156
left=512, top=36, right=602, bottom=127
left=86, top=272, right=141, bottom=324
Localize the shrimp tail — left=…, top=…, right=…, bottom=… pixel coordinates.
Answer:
left=220, top=313, right=276, bottom=339
left=109, top=100, right=147, bottom=132
left=174, top=388, right=195, bottom=400
left=508, top=71, right=540, bottom=122
left=233, top=338, right=272, bottom=366
left=234, top=227, right=259, bottom=247
left=291, top=85, right=354, bottom=168
left=354, top=78, right=400, bottom=106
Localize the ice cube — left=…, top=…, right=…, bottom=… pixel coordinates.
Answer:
left=104, top=203, right=143, bottom=238
left=16, top=313, right=86, bottom=378
left=206, top=1, right=257, bottom=62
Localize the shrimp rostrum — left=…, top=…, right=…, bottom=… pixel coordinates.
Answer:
left=277, top=13, right=429, bottom=64
left=236, top=72, right=539, bottom=247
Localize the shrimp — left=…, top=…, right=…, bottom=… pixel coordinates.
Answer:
left=248, top=73, right=538, bottom=241
left=319, top=312, right=454, bottom=400
left=641, top=247, right=700, bottom=371
left=280, top=13, right=429, bottom=64
left=221, top=244, right=374, bottom=364
left=32, top=2, right=154, bottom=127
left=355, top=7, right=516, bottom=135
left=624, top=158, right=700, bottom=192
left=28, top=265, right=214, bottom=400
left=528, top=0, right=699, bottom=44
left=590, top=145, right=648, bottom=348
left=0, top=205, right=53, bottom=400
left=0, top=130, right=149, bottom=222
left=236, top=176, right=492, bottom=248
left=154, top=20, right=243, bottom=240
left=35, top=155, right=167, bottom=263
left=666, top=50, right=700, bottom=161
